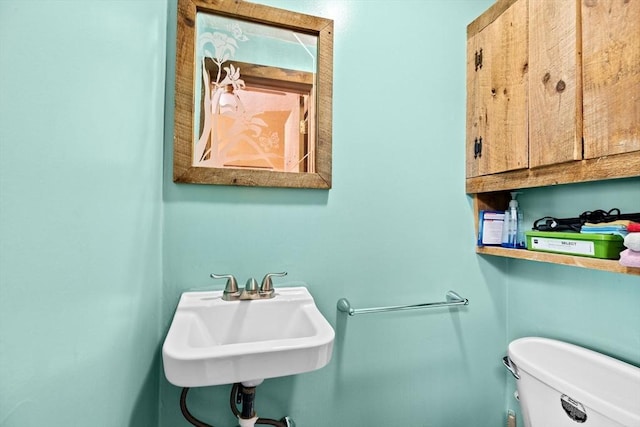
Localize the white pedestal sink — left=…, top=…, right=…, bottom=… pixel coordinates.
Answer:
left=162, top=286, right=335, bottom=387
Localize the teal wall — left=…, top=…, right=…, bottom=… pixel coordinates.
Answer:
left=0, top=1, right=166, bottom=426
left=161, top=1, right=505, bottom=426
left=1, top=1, right=638, bottom=427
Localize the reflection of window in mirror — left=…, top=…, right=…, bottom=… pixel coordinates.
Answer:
left=194, top=12, right=317, bottom=174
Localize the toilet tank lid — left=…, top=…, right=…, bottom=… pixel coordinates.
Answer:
left=508, top=337, right=640, bottom=426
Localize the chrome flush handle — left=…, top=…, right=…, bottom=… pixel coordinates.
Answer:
left=502, top=356, right=520, bottom=380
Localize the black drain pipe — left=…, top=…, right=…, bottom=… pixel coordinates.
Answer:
left=239, top=384, right=256, bottom=419
left=231, top=383, right=287, bottom=427
left=181, top=385, right=287, bottom=427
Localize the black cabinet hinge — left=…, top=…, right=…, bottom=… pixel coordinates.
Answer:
left=474, top=137, right=483, bottom=159
left=475, top=48, right=483, bottom=71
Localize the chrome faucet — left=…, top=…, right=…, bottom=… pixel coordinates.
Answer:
left=210, top=273, right=240, bottom=301
left=210, top=272, right=287, bottom=301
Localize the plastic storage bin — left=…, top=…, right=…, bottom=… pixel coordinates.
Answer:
left=525, top=231, right=625, bottom=259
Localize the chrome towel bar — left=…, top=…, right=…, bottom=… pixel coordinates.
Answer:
left=336, top=290, right=469, bottom=316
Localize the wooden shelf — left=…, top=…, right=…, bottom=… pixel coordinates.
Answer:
left=477, top=246, right=640, bottom=276
left=466, top=151, right=640, bottom=194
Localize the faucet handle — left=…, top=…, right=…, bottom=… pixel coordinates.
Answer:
left=245, top=277, right=259, bottom=294
left=260, top=272, right=287, bottom=296
left=210, top=273, right=239, bottom=300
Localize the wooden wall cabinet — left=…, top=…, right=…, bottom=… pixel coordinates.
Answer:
left=528, top=0, right=582, bottom=169
left=582, top=0, right=640, bottom=160
left=466, top=0, right=528, bottom=178
left=466, top=0, right=640, bottom=276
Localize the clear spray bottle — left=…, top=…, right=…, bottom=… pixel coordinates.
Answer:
left=501, top=191, right=526, bottom=249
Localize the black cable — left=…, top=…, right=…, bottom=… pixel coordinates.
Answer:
left=230, top=383, right=241, bottom=417
left=256, top=418, right=286, bottom=426
left=180, top=388, right=214, bottom=427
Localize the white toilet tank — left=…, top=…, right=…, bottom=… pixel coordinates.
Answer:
left=506, top=337, right=640, bottom=427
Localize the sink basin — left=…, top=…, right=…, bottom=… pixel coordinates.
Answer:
left=162, top=286, right=335, bottom=387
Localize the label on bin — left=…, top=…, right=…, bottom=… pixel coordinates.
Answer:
left=530, top=237, right=595, bottom=256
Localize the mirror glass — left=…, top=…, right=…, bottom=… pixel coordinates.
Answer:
left=195, top=13, right=317, bottom=173
left=173, top=0, right=333, bottom=188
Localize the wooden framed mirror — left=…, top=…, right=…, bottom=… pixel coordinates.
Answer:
left=173, top=0, right=333, bottom=189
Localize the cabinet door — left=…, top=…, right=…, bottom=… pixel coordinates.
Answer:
left=582, top=0, right=640, bottom=159
left=466, top=0, right=529, bottom=178
left=528, top=0, right=582, bottom=168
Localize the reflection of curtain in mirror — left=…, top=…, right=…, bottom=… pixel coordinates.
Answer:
left=195, top=58, right=315, bottom=172
left=214, top=87, right=290, bottom=171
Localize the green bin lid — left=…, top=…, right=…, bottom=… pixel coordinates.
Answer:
left=525, top=230, right=624, bottom=241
